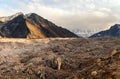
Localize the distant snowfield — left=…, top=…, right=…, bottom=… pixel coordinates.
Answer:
left=70, top=29, right=96, bottom=37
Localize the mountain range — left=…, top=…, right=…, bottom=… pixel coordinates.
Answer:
left=0, top=12, right=78, bottom=38
left=0, top=12, right=120, bottom=38
left=71, top=29, right=96, bottom=37
left=90, top=24, right=120, bottom=37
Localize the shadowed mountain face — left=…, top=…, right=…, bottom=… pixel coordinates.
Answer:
left=90, top=24, right=120, bottom=38
left=0, top=14, right=30, bottom=38
left=0, top=13, right=78, bottom=38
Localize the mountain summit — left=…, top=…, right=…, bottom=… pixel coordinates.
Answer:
left=0, top=12, right=23, bottom=22
left=90, top=24, right=120, bottom=37
left=0, top=12, right=78, bottom=38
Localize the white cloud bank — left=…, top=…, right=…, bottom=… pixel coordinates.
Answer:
left=0, top=0, right=120, bottom=32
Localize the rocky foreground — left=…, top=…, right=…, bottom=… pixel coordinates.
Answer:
left=0, top=38, right=119, bottom=79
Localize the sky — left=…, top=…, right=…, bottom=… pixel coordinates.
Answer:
left=0, top=0, right=120, bottom=32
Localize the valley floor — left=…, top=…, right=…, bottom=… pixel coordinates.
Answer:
left=0, top=37, right=119, bottom=79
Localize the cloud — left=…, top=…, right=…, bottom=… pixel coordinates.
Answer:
left=54, top=11, right=118, bottom=31
left=0, top=0, right=120, bottom=32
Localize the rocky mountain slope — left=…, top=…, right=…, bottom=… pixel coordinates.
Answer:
left=0, top=38, right=119, bottom=79
left=90, top=24, right=120, bottom=37
left=0, top=13, right=78, bottom=38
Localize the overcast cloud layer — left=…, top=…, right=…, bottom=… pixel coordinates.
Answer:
left=0, top=0, right=120, bottom=32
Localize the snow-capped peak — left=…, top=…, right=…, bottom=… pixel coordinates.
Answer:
left=0, top=12, right=23, bottom=22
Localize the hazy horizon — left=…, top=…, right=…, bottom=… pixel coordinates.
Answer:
left=0, top=0, right=120, bottom=32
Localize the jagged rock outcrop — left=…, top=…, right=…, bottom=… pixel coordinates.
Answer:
left=90, top=24, right=120, bottom=37
left=0, top=21, right=4, bottom=28
left=0, top=13, right=78, bottom=38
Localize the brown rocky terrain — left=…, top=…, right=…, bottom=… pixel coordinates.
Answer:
left=0, top=37, right=119, bottom=79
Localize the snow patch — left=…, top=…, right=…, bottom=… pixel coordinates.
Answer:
left=0, top=12, right=23, bottom=22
